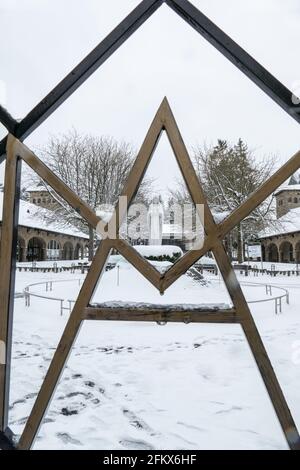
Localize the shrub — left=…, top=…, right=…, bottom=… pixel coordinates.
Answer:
left=145, top=252, right=181, bottom=263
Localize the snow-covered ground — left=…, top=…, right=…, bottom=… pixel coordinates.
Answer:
left=8, top=261, right=300, bottom=450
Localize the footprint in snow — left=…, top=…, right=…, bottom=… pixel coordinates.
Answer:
left=122, top=409, right=153, bottom=433
left=57, top=432, right=83, bottom=446
left=119, top=438, right=154, bottom=450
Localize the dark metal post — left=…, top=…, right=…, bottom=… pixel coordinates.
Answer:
left=166, top=0, right=300, bottom=124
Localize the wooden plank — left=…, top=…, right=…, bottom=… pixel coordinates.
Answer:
left=0, top=136, right=22, bottom=432
left=212, top=242, right=300, bottom=450
left=17, top=240, right=112, bottom=450
left=84, top=306, right=238, bottom=323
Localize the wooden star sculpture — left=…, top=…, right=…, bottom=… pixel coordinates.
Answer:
left=0, top=98, right=299, bottom=449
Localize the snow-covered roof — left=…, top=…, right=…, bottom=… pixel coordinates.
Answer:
left=25, top=185, right=48, bottom=192
left=134, top=245, right=183, bottom=257
left=0, top=193, right=88, bottom=239
left=162, top=211, right=228, bottom=236
left=258, top=207, right=300, bottom=238
left=274, top=184, right=300, bottom=196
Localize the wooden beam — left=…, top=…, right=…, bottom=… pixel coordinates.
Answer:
left=17, top=240, right=112, bottom=450
left=0, top=136, right=22, bottom=432
left=0, top=0, right=165, bottom=163
left=161, top=238, right=213, bottom=291
left=212, top=242, right=300, bottom=450
left=219, top=148, right=300, bottom=236
left=84, top=305, right=238, bottom=323
left=10, top=136, right=100, bottom=231
left=115, top=239, right=161, bottom=291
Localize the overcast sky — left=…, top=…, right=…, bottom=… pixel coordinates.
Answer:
left=1, top=0, right=300, bottom=195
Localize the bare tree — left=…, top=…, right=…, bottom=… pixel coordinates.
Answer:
left=170, top=139, right=277, bottom=262
left=25, top=130, right=152, bottom=259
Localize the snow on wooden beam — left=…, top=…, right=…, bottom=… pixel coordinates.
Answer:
left=84, top=303, right=238, bottom=323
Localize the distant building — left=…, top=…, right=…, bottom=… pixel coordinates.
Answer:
left=274, top=175, right=300, bottom=218
left=258, top=175, right=300, bottom=263
left=26, top=185, right=59, bottom=210
left=0, top=190, right=88, bottom=262
left=129, top=195, right=226, bottom=252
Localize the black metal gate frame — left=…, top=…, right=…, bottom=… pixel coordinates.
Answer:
left=0, top=0, right=299, bottom=451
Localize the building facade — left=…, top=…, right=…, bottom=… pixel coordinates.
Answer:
left=0, top=189, right=89, bottom=262
left=15, top=226, right=88, bottom=262
left=259, top=175, right=300, bottom=263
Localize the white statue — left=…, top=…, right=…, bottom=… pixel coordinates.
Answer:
left=147, top=196, right=164, bottom=245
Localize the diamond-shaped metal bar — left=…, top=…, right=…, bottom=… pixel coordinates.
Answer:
left=166, top=0, right=300, bottom=123
left=1, top=0, right=300, bottom=160
left=0, top=105, right=17, bottom=134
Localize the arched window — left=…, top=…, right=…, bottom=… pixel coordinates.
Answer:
left=47, top=240, right=60, bottom=260
left=294, top=197, right=298, bottom=203
left=33, top=198, right=36, bottom=204
left=37, top=198, right=41, bottom=204
left=288, top=197, right=292, bottom=202
left=47, top=240, right=60, bottom=250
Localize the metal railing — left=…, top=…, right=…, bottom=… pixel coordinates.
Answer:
left=241, top=281, right=289, bottom=314
left=209, top=278, right=289, bottom=315
left=23, top=277, right=290, bottom=317
left=24, top=279, right=82, bottom=316
left=18, top=262, right=90, bottom=274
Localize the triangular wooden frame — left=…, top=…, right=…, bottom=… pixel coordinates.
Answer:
left=1, top=100, right=299, bottom=450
